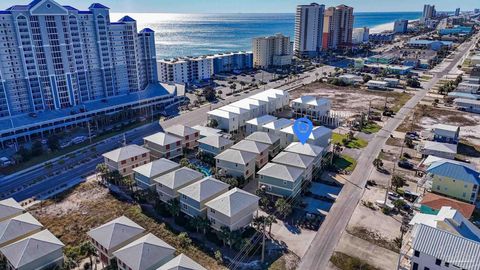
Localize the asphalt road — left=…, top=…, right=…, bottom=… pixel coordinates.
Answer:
left=298, top=34, right=479, bottom=270
left=0, top=66, right=326, bottom=201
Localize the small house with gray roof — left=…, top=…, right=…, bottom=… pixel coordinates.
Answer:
left=154, top=167, right=204, bottom=203
left=158, top=254, right=207, bottom=270
left=133, top=158, right=180, bottom=190
left=198, top=136, right=234, bottom=156
left=102, top=145, right=150, bottom=178
left=257, top=163, right=304, bottom=197
left=164, top=124, right=200, bottom=149
left=231, top=140, right=270, bottom=168
left=245, top=131, right=281, bottom=158
left=178, top=177, right=229, bottom=218
left=0, top=213, right=43, bottom=248
left=215, top=149, right=256, bottom=180
left=143, top=132, right=183, bottom=159
left=272, top=152, right=315, bottom=182
left=0, top=198, right=25, bottom=222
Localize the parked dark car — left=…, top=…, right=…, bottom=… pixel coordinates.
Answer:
left=398, top=159, right=415, bottom=170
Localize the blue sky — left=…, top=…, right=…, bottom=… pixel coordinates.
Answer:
left=2, top=0, right=479, bottom=13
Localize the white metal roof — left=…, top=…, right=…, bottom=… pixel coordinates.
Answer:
left=245, top=115, right=277, bottom=126
left=207, top=109, right=235, bottom=119
left=263, top=118, right=293, bottom=131
left=157, top=254, right=207, bottom=270
left=423, top=141, right=457, bottom=154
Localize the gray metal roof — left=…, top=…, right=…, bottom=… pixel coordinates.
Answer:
left=205, top=188, right=259, bottom=217
left=231, top=140, right=269, bottom=154
left=272, top=152, right=315, bottom=169
left=144, top=132, right=182, bottom=146
left=245, top=115, right=277, bottom=126
left=0, top=198, right=24, bottom=221
left=133, top=159, right=180, bottom=178
left=113, top=233, right=176, bottom=270
left=87, top=216, right=145, bottom=250
left=102, top=145, right=150, bottom=162
left=262, top=118, right=293, bottom=131
left=284, top=142, right=324, bottom=157
left=153, top=167, right=204, bottom=189
left=257, top=163, right=304, bottom=182
left=215, top=149, right=256, bottom=165
left=157, top=254, right=207, bottom=270
left=198, top=136, right=233, bottom=148
left=0, top=213, right=43, bottom=247
left=177, top=177, right=229, bottom=202
left=165, top=124, right=199, bottom=137
left=412, top=224, right=480, bottom=270
left=245, top=132, right=280, bottom=145
left=0, top=230, right=64, bottom=269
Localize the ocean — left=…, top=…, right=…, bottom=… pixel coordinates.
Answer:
left=110, top=12, right=422, bottom=59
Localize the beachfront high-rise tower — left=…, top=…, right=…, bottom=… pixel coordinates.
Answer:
left=294, top=3, right=325, bottom=57
left=323, top=5, right=354, bottom=50
left=0, top=0, right=158, bottom=117
left=422, top=4, right=436, bottom=22
left=252, top=33, right=292, bottom=69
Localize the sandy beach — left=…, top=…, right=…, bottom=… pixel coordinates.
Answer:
left=370, top=19, right=419, bottom=34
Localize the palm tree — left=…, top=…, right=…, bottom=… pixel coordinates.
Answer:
left=122, top=176, right=136, bottom=193
left=80, top=241, right=97, bottom=270
left=265, top=215, right=275, bottom=235
left=95, top=163, right=108, bottom=183
left=63, top=256, right=77, bottom=270
left=197, top=216, right=211, bottom=234
left=219, top=226, right=232, bottom=247
left=166, top=199, right=181, bottom=217
left=239, top=81, right=246, bottom=91
left=275, top=198, right=292, bottom=219
left=179, top=158, right=190, bottom=167
left=373, top=158, right=383, bottom=169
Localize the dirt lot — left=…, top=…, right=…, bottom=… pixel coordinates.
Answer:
left=29, top=182, right=224, bottom=270
left=289, top=82, right=413, bottom=115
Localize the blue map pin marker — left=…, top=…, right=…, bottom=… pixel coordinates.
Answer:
left=293, top=117, right=313, bottom=145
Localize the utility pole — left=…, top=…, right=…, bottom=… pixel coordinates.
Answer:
left=87, top=121, right=92, bottom=144
left=261, top=217, right=266, bottom=263
left=384, top=157, right=397, bottom=208
left=122, top=133, right=127, bottom=146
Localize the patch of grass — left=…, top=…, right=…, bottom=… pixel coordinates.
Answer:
left=360, top=122, right=381, bottom=134
left=332, top=133, right=347, bottom=145
left=330, top=252, right=380, bottom=270
left=347, top=226, right=400, bottom=253
left=268, top=252, right=300, bottom=270
left=333, top=154, right=357, bottom=172
left=332, top=133, right=368, bottom=149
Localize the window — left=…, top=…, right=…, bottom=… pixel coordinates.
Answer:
left=283, top=180, right=287, bottom=185
left=211, top=209, right=216, bottom=213
left=412, top=263, right=418, bottom=270
left=445, top=262, right=449, bottom=267
left=435, top=259, right=441, bottom=265
left=121, top=160, right=126, bottom=165
left=414, top=250, right=420, bottom=257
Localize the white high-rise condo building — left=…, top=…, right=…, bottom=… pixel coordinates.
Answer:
left=252, top=33, right=292, bottom=69
left=393, top=20, right=408, bottom=33
left=352, top=27, right=369, bottom=44
left=294, top=3, right=325, bottom=57
left=422, top=4, right=436, bottom=22
left=157, top=57, right=213, bottom=84
left=323, top=5, right=354, bottom=50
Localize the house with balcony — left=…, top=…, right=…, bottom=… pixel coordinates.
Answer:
left=231, top=140, right=270, bottom=169
left=133, top=158, right=180, bottom=190
left=284, top=142, right=325, bottom=169
left=257, top=163, right=304, bottom=198
left=249, top=92, right=278, bottom=114
left=245, top=115, right=277, bottom=135
left=426, top=160, right=479, bottom=204
left=178, top=177, right=230, bottom=217
left=88, top=216, right=146, bottom=266
left=0, top=198, right=25, bottom=222
left=164, top=124, right=200, bottom=149
left=198, top=135, right=234, bottom=156
left=102, top=145, right=151, bottom=178
left=0, top=213, right=43, bottom=248
left=206, top=188, right=259, bottom=231
left=245, top=132, right=281, bottom=158
left=291, top=96, right=331, bottom=122
left=113, top=233, right=176, bottom=270
left=243, top=98, right=268, bottom=116
left=272, top=151, right=315, bottom=182
left=215, top=149, right=256, bottom=180
left=432, top=124, right=460, bottom=144
left=155, top=167, right=204, bottom=203
left=158, top=254, right=207, bottom=270
left=143, top=132, right=183, bottom=160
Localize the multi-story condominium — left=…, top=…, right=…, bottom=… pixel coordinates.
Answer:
left=164, top=124, right=200, bottom=149
left=143, top=132, right=183, bottom=159
left=352, top=27, right=369, bottom=44
left=215, top=149, right=256, bottom=180
left=178, top=177, right=229, bottom=218
left=206, top=188, right=259, bottom=231
left=294, top=3, right=325, bottom=57
left=0, top=198, right=25, bottom=222
left=133, top=158, right=180, bottom=190
left=198, top=135, right=234, bottom=156
left=291, top=95, right=331, bottom=122
left=88, top=216, right=146, bottom=266
left=102, top=145, right=150, bottom=177
left=231, top=140, right=270, bottom=169
left=393, top=19, right=408, bottom=33
left=157, top=56, right=213, bottom=84
left=422, top=4, right=436, bottom=22
left=0, top=229, right=65, bottom=270
left=455, top=8, right=460, bottom=16
left=257, top=162, right=304, bottom=197
left=159, top=254, right=207, bottom=270
left=0, top=1, right=189, bottom=148
left=323, top=5, right=354, bottom=50
left=155, top=167, right=204, bottom=203
left=252, top=33, right=292, bottom=69
left=113, top=233, right=176, bottom=270
left=426, top=160, right=479, bottom=204
left=208, top=51, right=253, bottom=74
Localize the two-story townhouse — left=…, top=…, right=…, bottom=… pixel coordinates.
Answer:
left=205, top=188, right=259, bottom=231
left=102, top=145, right=150, bottom=178
left=244, top=98, right=268, bottom=116
left=231, top=140, right=270, bottom=169
left=230, top=100, right=261, bottom=120
left=218, top=105, right=251, bottom=129
left=158, top=254, right=207, bottom=270
left=143, top=132, right=183, bottom=160
left=88, top=216, right=146, bottom=266
left=249, top=93, right=277, bottom=114
left=257, top=163, right=304, bottom=198
left=0, top=213, right=43, bottom=248
left=272, top=152, right=315, bottom=182
left=0, top=198, right=25, bottom=222
left=178, top=177, right=230, bottom=218
left=245, top=115, right=277, bottom=136
left=427, top=160, right=480, bottom=204
left=198, top=136, right=234, bottom=156
left=113, top=233, right=176, bottom=270
left=215, top=149, right=257, bottom=180
left=133, top=159, right=180, bottom=190
left=164, top=124, right=200, bottom=149
left=154, top=167, right=204, bottom=203
left=245, top=132, right=281, bottom=158
left=207, top=109, right=239, bottom=134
